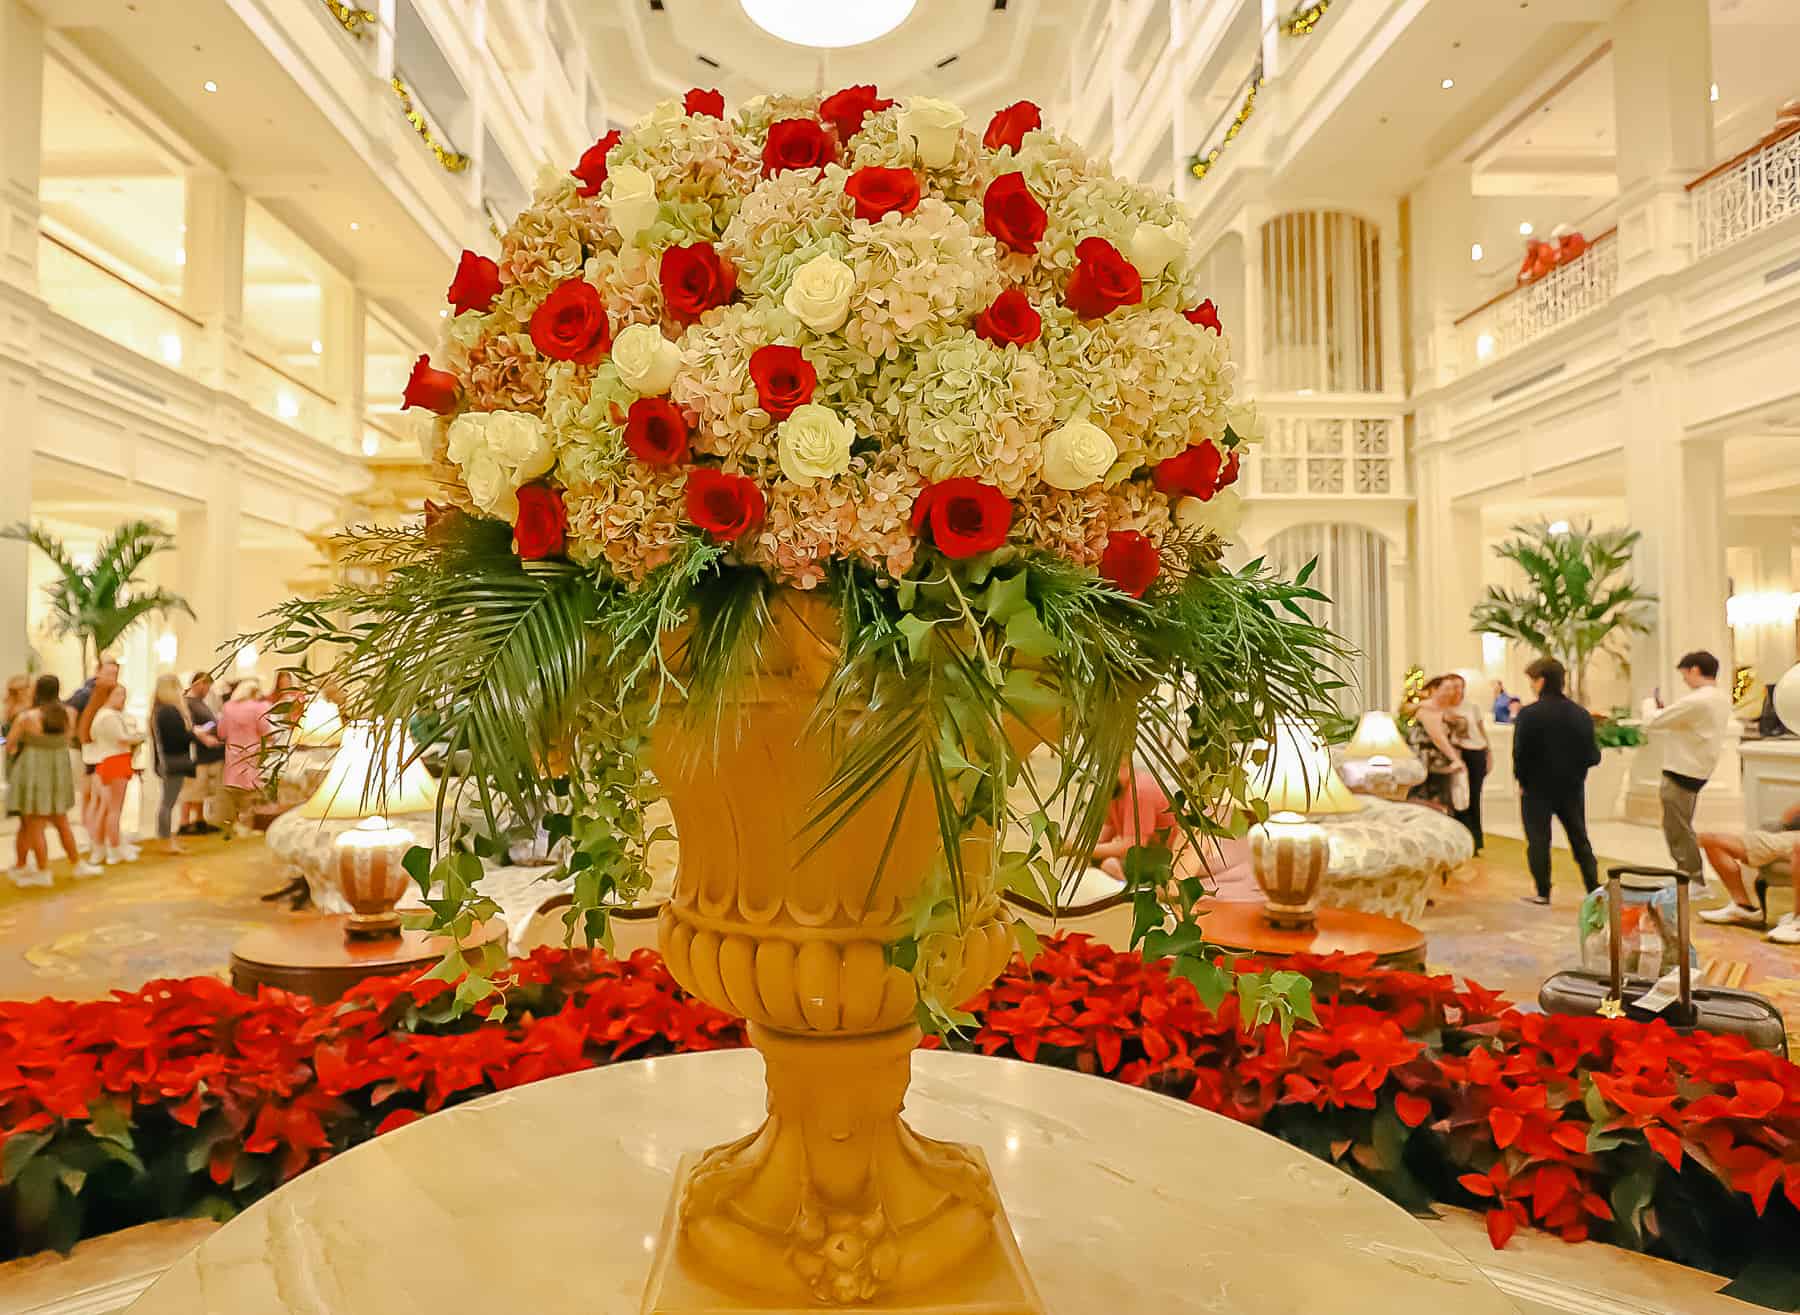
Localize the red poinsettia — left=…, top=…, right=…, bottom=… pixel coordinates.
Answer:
left=844, top=166, right=921, bottom=223
left=401, top=355, right=459, bottom=413
left=529, top=280, right=612, bottom=364
left=819, top=84, right=893, bottom=141
left=685, top=468, right=765, bottom=541
left=762, top=118, right=836, bottom=177
left=446, top=250, right=501, bottom=315
left=747, top=344, right=816, bottom=420
left=983, top=100, right=1042, bottom=152
left=683, top=88, right=724, bottom=118
left=983, top=172, right=1047, bottom=254
left=911, top=478, right=1011, bottom=559
left=1064, top=236, right=1143, bottom=319
left=572, top=130, right=621, bottom=196
left=659, top=242, right=737, bottom=324
left=973, top=289, right=1042, bottom=347
left=623, top=397, right=689, bottom=466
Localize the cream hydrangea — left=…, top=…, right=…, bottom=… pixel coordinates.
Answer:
left=891, top=330, right=1054, bottom=495
left=564, top=462, right=688, bottom=581
left=839, top=199, right=1004, bottom=359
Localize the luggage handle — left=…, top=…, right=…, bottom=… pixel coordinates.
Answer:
left=1603, top=865, right=1697, bottom=1028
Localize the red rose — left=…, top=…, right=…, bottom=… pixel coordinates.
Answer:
left=1064, top=236, right=1143, bottom=319
left=1184, top=299, right=1222, bottom=333
left=983, top=100, right=1042, bottom=153
left=973, top=289, right=1042, bottom=347
left=1154, top=443, right=1225, bottom=499
left=572, top=130, right=621, bottom=197
left=684, top=88, right=724, bottom=118
left=748, top=344, right=817, bottom=420
left=529, top=280, right=612, bottom=364
left=659, top=242, right=737, bottom=325
left=983, top=172, right=1047, bottom=255
left=402, top=355, right=459, bottom=414
left=685, top=468, right=766, bottom=542
left=1219, top=450, right=1241, bottom=489
left=762, top=118, right=836, bottom=177
left=624, top=397, right=690, bottom=466
left=910, top=478, right=1012, bottom=560
left=446, top=249, right=501, bottom=316
left=819, top=84, right=893, bottom=141
left=1098, top=531, right=1160, bottom=598
left=513, top=485, right=568, bottom=560
left=844, top=166, right=920, bottom=223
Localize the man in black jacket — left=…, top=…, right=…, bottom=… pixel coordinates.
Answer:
left=1512, top=657, right=1602, bottom=904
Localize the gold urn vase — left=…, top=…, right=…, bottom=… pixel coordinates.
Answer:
left=642, top=593, right=1044, bottom=1313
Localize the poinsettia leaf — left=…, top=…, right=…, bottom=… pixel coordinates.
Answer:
left=2, top=1129, right=54, bottom=1182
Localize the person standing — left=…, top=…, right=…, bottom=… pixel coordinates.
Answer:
left=179, top=672, right=223, bottom=834
left=216, top=679, right=275, bottom=837
left=1643, top=650, right=1732, bottom=888
left=4, top=676, right=102, bottom=884
left=1405, top=675, right=1468, bottom=811
left=88, top=684, right=143, bottom=864
left=1512, top=657, right=1602, bottom=905
left=1491, top=680, right=1513, bottom=724
left=1449, top=674, right=1491, bottom=852
left=150, top=674, right=205, bottom=856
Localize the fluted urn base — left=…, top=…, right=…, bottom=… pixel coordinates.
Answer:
left=641, top=1024, right=1043, bottom=1314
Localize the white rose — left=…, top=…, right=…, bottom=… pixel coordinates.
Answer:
left=1225, top=401, right=1264, bottom=447
left=1176, top=489, right=1243, bottom=537
left=899, top=97, right=966, bottom=169
left=484, top=410, right=554, bottom=482
left=783, top=253, right=855, bottom=333
left=777, top=404, right=854, bottom=485
left=612, top=323, right=683, bottom=395
left=463, top=450, right=519, bottom=522
left=1129, top=220, right=1189, bottom=278
left=636, top=99, right=685, bottom=147
left=605, top=164, right=660, bottom=244
left=1040, top=420, right=1118, bottom=491
left=445, top=412, right=487, bottom=468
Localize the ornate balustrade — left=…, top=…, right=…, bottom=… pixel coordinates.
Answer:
left=1248, top=410, right=1406, bottom=499
left=1454, top=232, right=1618, bottom=368
left=1690, top=123, right=1800, bottom=261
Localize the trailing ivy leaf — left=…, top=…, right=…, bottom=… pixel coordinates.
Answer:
left=1010, top=917, right=1041, bottom=966
left=1174, top=955, right=1233, bottom=1011
left=982, top=570, right=1031, bottom=625
left=1142, top=922, right=1204, bottom=962
left=1003, top=609, right=1059, bottom=659
left=897, top=614, right=936, bottom=663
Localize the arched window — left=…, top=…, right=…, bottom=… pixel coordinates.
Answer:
left=1263, top=523, right=1391, bottom=715
left=1259, top=211, right=1384, bottom=393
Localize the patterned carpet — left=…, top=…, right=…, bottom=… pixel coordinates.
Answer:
left=3, top=829, right=1799, bottom=1050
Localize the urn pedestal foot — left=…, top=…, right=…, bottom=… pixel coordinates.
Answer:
left=641, top=1025, right=1044, bottom=1314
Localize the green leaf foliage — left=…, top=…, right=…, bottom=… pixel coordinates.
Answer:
left=1, top=520, right=194, bottom=671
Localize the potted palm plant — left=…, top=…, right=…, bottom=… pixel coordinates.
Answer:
left=2, top=520, right=193, bottom=673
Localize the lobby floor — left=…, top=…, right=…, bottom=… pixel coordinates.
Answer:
left=4, top=824, right=1800, bottom=1052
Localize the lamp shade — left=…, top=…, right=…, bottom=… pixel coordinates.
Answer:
left=297, top=723, right=439, bottom=819
left=292, top=695, right=345, bottom=749
left=1247, top=717, right=1363, bottom=816
left=1341, top=710, right=1416, bottom=762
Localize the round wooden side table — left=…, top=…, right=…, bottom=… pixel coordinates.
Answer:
left=229, top=916, right=503, bottom=1003
left=1198, top=899, right=1427, bottom=971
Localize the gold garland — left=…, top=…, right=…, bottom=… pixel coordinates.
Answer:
left=322, top=0, right=378, bottom=38
left=1281, top=0, right=1334, bottom=38
left=391, top=77, right=471, bottom=174
left=1189, top=65, right=1265, bottom=182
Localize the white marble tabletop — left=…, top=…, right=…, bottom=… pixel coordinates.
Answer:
left=128, top=1050, right=1519, bottom=1315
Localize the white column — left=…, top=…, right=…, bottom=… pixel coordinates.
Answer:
left=0, top=373, right=32, bottom=679
left=176, top=461, right=242, bottom=675
left=1411, top=439, right=1485, bottom=677
left=0, top=0, right=43, bottom=295
left=322, top=279, right=366, bottom=453
left=1407, top=163, right=1479, bottom=389
left=1611, top=0, right=1712, bottom=291
left=180, top=167, right=247, bottom=395
left=1622, top=360, right=1730, bottom=700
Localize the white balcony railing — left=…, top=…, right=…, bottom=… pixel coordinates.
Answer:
left=1248, top=410, right=1406, bottom=499
left=1454, top=232, right=1618, bottom=368
left=1690, top=124, right=1800, bottom=262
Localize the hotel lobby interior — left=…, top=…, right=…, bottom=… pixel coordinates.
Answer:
left=2, top=1, right=1800, bottom=1312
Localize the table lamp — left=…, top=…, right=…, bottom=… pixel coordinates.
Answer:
left=297, top=723, right=440, bottom=820
left=292, top=695, right=345, bottom=749
left=332, top=815, right=417, bottom=938
left=1338, top=710, right=1419, bottom=800
left=1246, top=717, right=1362, bottom=929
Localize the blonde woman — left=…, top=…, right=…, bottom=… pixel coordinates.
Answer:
left=5, top=675, right=101, bottom=884
left=150, top=673, right=214, bottom=855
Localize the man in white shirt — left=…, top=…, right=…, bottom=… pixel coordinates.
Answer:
left=1645, top=650, right=1733, bottom=884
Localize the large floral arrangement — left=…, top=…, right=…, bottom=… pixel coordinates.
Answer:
left=251, top=89, right=1346, bottom=1011
left=3, top=940, right=1797, bottom=1295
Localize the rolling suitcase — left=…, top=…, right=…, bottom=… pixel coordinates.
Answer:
left=1537, top=865, right=1788, bottom=1056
